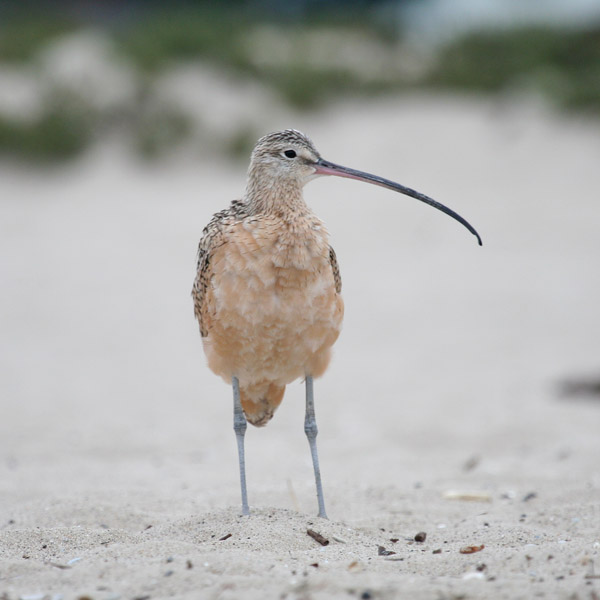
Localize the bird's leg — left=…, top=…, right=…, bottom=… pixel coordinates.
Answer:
left=232, top=376, right=250, bottom=516
left=304, top=375, right=328, bottom=519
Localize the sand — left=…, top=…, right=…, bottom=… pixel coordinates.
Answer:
left=1, top=94, right=600, bottom=600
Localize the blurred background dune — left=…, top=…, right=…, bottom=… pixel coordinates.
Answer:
left=0, top=0, right=599, bottom=162
left=2, top=0, right=600, bottom=497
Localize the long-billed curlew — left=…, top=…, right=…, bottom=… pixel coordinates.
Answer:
left=192, top=129, right=481, bottom=518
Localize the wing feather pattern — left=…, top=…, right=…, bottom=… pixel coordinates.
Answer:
left=192, top=200, right=247, bottom=337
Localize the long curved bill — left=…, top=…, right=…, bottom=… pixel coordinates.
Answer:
left=314, top=158, right=482, bottom=246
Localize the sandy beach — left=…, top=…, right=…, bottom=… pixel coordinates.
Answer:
left=1, top=94, right=599, bottom=599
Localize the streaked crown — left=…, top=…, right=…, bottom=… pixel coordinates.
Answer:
left=251, top=129, right=320, bottom=162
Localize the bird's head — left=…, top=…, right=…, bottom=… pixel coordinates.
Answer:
left=246, top=128, right=482, bottom=246
left=248, top=129, right=322, bottom=187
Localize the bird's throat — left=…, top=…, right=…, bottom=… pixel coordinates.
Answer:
left=245, top=173, right=310, bottom=222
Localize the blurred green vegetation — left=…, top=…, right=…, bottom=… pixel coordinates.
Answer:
left=0, top=5, right=599, bottom=163
left=114, top=9, right=400, bottom=108
left=0, top=14, right=77, bottom=62
left=429, top=27, right=600, bottom=113
left=116, top=10, right=249, bottom=72
left=0, top=106, right=91, bottom=162
left=134, top=105, right=193, bottom=158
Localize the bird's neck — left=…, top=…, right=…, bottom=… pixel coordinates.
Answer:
left=244, top=174, right=311, bottom=222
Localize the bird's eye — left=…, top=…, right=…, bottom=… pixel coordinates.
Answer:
left=284, top=150, right=297, bottom=158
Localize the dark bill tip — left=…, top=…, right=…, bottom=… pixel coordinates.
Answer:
left=314, top=158, right=482, bottom=246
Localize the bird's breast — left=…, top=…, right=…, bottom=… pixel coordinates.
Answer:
left=213, top=217, right=334, bottom=320
left=204, top=216, right=344, bottom=385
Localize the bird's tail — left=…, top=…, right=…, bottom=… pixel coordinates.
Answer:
left=240, top=382, right=285, bottom=427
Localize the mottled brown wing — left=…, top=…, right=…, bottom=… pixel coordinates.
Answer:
left=192, top=201, right=247, bottom=337
left=192, top=232, right=218, bottom=338
left=329, top=245, right=342, bottom=294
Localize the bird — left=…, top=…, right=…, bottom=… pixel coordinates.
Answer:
left=192, top=129, right=481, bottom=518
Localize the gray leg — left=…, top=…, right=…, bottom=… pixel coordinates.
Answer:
left=232, top=376, right=250, bottom=516
left=304, top=375, right=327, bottom=519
